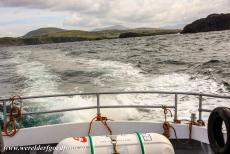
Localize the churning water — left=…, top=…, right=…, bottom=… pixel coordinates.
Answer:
left=1, top=30, right=230, bottom=127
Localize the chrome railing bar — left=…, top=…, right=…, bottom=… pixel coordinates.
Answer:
left=0, top=126, right=4, bottom=152
left=7, top=106, right=98, bottom=116
left=94, top=91, right=200, bottom=95
left=96, top=94, right=100, bottom=115
left=3, top=101, right=7, bottom=127
left=86, top=91, right=230, bottom=99
left=99, top=105, right=175, bottom=109
left=174, top=94, right=178, bottom=121
left=0, top=93, right=98, bottom=102
left=199, top=93, right=230, bottom=99
left=6, top=105, right=175, bottom=116
left=198, top=95, right=203, bottom=121
left=0, top=91, right=230, bottom=102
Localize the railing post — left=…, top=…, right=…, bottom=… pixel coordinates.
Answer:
left=174, top=94, right=178, bottom=121
left=96, top=94, right=100, bottom=115
left=3, top=101, right=7, bottom=127
left=198, top=95, right=202, bottom=121
left=0, top=126, right=4, bottom=153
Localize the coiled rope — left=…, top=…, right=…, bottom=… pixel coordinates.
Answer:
left=162, top=105, right=176, bottom=138
left=3, top=96, right=23, bottom=137
left=161, top=105, right=205, bottom=143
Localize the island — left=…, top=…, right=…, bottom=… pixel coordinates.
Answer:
left=181, top=13, right=230, bottom=33
left=0, top=27, right=180, bottom=47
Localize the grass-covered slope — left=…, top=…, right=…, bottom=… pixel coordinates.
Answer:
left=0, top=28, right=180, bottom=47
left=23, top=27, right=65, bottom=38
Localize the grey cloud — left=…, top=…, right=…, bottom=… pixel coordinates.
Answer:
left=0, top=0, right=230, bottom=29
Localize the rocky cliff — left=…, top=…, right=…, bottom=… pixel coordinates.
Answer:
left=181, top=13, right=230, bottom=33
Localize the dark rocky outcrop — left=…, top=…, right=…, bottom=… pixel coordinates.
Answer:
left=181, top=13, right=230, bottom=33
left=0, top=37, right=24, bottom=46
left=0, top=37, right=91, bottom=47
left=119, top=29, right=180, bottom=38
left=22, top=37, right=93, bottom=45
left=119, top=32, right=143, bottom=38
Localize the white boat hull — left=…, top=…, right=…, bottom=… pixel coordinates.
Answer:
left=2, top=121, right=210, bottom=147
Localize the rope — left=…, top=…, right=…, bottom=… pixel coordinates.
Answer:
left=88, top=113, right=112, bottom=135
left=197, top=119, right=205, bottom=126
left=3, top=96, right=23, bottom=137
left=162, top=105, right=174, bottom=138
left=88, top=113, right=119, bottom=153
left=161, top=105, right=204, bottom=144
left=162, top=105, right=172, bottom=122
left=162, top=122, right=170, bottom=138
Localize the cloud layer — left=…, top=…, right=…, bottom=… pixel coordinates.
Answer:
left=0, top=0, right=230, bottom=36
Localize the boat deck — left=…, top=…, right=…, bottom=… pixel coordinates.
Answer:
left=3, top=140, right=214, bottom=154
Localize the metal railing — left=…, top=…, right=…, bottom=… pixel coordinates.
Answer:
left=0, top=91, right=230, bottom=127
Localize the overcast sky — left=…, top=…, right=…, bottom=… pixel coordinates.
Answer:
left=0, top=0, right=230, bottom=37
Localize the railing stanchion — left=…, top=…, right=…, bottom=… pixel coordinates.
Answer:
left=174, top=94, right=178, bottom=121
left=3, top=101, right=7, bottom=127
left=198, top=95, right=202, bottom=121
left=96, top=94, right=100, bottom=114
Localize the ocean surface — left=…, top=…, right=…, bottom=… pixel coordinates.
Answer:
left=0, top=30, right=230, bottom=127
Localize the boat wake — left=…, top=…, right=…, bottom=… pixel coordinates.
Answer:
left=4, top=48, right=228, bottom=127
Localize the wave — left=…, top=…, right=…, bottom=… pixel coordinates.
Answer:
left=200, top=59, right=230, bottom=66
left=223, top=81, right=230, bottom=90
left=14, top=52, right=230, bottom=125
left=157, top=60, right=187, bottom=65
left=189, top=59, right=230, bottom=91
left=61, top=70, right=105, bottom=78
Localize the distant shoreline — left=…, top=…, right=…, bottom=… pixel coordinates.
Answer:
left=0, top=28, right=180, bottom=47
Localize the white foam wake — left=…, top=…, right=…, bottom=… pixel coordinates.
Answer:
left=11, top=48, right=230, bottom=124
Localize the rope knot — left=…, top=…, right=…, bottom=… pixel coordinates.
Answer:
left=88, top=113, right=113, bottom=136
left=162, top=105, right=172, bottom=122
left=197, top=120, right=205, bottom=126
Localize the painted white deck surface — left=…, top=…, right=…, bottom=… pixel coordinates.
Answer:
left=2, top=121, right=209, bottom=147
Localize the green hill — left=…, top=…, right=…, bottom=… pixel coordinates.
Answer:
left=23, top=27, right=65, bottom=38
left=0, top=27, right=180, bottom=47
